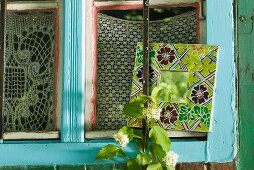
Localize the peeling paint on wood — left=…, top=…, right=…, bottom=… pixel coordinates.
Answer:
left=206, top=0, right=236, bottom=162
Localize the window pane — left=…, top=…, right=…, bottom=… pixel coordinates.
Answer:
left=95, top=7, right=198, bottom=130
left=4, top=11, right=57, bottom=132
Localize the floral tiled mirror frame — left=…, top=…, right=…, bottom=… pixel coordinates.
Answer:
left=131, top=43, right=219, bottom=132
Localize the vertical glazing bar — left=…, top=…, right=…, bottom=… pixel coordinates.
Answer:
left=61, top=0, right=84, bottom=142
left=0, top=0, right=6, bottom=140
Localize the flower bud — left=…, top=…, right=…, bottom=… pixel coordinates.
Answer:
left=114, top=132, right=129, bottom=147
left=163, top=151, right=179, bottom=168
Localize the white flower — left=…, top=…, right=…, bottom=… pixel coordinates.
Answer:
left=163, top=151, right=179, bottom=168
left=114, top=132, right=129, bottom=147
left=147, top=108, right=161, bottom=120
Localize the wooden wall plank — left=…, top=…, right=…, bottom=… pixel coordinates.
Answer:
left=238, top=0, right=254, bottom=169
left=207, top=162, right=236, bottom=170
left=176, top=163, right=205, bottom=170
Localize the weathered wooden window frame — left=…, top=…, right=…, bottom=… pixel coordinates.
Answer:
left=1, top=0, right=62, bottom=140
left=0, top=0, right=236, bottom=165
left=85, top=0, right=207, bottom=139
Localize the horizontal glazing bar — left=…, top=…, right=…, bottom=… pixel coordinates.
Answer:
left=94, top=0, right=202, bottom=6
left=7, top=2, right=57, bottom=10
left=85, top=130, right=206, bottom=139
left=4, top=131, right=60, bottom=140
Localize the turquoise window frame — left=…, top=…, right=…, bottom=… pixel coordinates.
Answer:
left=0, top=0, right=236, bottom=165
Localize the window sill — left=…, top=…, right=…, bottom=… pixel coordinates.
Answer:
left=85, top=130, right=206, bottom=139
left=3, top=131, right=59, bottom=140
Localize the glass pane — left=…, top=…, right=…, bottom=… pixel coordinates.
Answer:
left=4, top=11, right=57, bottom=132
left=159, top=71, right=189, bottom=103
left=95, top=7, right=198, bottom=130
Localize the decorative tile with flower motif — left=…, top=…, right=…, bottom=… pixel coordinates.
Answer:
left=130, top=43, right=219, bottom=132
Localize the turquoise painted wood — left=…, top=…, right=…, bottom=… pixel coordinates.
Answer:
left=0, top=141, right=206, bottom=165
left=206, top=0, right=236, bottom=162
left=0, top=0, right=236, bottom=166
left=238, top=0, right=254, bottom=169
left=61, top=0, right=84, bottom=142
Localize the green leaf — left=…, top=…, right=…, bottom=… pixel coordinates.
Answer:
left=123, top=102, right=144, bottom=119
left=135, top=138, right=144, bottom=150
left=133, top=129, right=143, bottom=139
left=147, top=163, right=163, bottom=170
left=136, top=152, right=153, bottom=166
left=123, top=94, right=152, bottom=118
left=166, top=166, right=175, bottom=170
left=147, top=118, right=157, bottom=127
left=149, top=126, right=171, bottom=152
left=150, top=143, right=166, bottom=163
left=119, top=126, right=134, bottom=140
left=96, top=144, right=126, bottom=160
left=127, top=159, right=142, bottom=170
left=132, top=94, right=151, bottom=103
left=151, top=84, right=172, bottom=102
left=150, top=96, right=159, bottom=108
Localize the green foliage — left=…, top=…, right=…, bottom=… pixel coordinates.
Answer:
left=132, top=94, right=151, bottom=103
left=119, top=126, right=134, bottom=141
left=123, top=94, right=152, bottom=118
left=127, top=159, right=142, bottom=170
left=133, top=129, right=143, bottom=139
left=149, top=126, right=171, bottom=153
left=136, top=152, right=153, bottom=166
left=167, top=166, right=175, bottom=170
left=151, top=84, right=172, bottom=103
left=150, top=143, right=166, bottom=163
left=96, top=85, right=179, bottom=169
left=150, top=71, right=188, bottom=105
left=96, top=144, right=126, bottom=160
left=147, top=163, right=163, bottom=170
left=135, top=138, right=145, bottom=150
left=123, top=102, right=144, bottom=119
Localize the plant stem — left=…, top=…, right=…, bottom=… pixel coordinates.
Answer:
left=142, top=116, right=149, bottom=152
left=142, top=0, right=149, bottom=96
left=142, top=0, right=149, bottom=154
left=141, top=0, right=149, bottom=169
